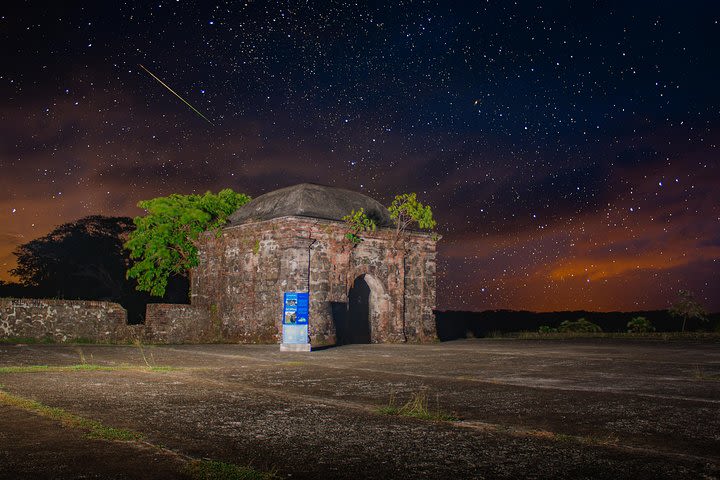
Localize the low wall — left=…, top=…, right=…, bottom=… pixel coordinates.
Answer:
left=143, top=303, right=212, bottom=344
left=0, top=298, right=128, bottom=342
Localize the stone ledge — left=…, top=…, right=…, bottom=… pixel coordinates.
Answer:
left=280, top=343, right=311, bottom=352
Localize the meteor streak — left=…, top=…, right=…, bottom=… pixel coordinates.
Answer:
left=138, top=64, right=214, bottom=125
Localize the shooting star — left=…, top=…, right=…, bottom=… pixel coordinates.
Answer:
left=138, top=64, right=214, bottom=125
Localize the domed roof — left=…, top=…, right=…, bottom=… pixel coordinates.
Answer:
left=227, top=183, right=394, bottom=227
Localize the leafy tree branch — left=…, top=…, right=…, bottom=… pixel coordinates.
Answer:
left=388, top=193, right=437, bottom=247
left=124, top=189, right=250, bottom=297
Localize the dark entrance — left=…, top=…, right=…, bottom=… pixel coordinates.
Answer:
left=332, top=275, right=371, bottom=344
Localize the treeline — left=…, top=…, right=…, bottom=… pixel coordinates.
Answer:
left=434, top=309, right=720, bottom=341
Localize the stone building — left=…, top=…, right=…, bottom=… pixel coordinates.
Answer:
left=190, top=183, right=438, bottom=346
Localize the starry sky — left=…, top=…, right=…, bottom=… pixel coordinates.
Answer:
left=2, top=1, right=719, bottom=312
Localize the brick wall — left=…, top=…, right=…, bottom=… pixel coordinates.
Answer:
left=0, top=298, right=128, bottom=342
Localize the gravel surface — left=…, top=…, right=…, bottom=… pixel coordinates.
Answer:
left=0, top=339, right=718, bottom=479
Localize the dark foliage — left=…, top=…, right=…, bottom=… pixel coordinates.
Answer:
left=558, top=318, right=602, bottom=333
left=7, top=215, right=188, bottom=323
left=435, top=309, right=720, bottom=340
left=0, top=280, right=38, bottom=298
left=12, top=216, right=134, bottom=299
left=669, top=290, right=708, bottom=332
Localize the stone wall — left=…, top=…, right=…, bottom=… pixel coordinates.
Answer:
left=192, top=216, right=438, bottom=345
left=0, top=298, right=128, bottom=342
left=0, top=298, right=214, bottom=344
left=143, top=303, right=212, bottom=344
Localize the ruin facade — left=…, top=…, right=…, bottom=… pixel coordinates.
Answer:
left=190, top=183, right=438, bottom=345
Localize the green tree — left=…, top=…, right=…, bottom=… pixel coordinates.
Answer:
left=342, top=208, right=377, bottom=245
left=669, top=290, right=707, bottom=332
left=387, top=193, right=437, bottom=246
left=125, top=189, right=250, bottom=297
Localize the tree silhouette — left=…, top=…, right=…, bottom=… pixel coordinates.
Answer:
left=12, top=216, right=134, bottom=300
left=10, top=215, right=188, bottom=323
left=668, top=290, right=708, bottom=332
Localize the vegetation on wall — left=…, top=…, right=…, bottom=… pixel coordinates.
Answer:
left=124, top=189, right=250, bottom=297
left=341, top=192, right=437, bottom=246
left=342, top=208, right=377, bottom=245
left=388, top=193, right=437, bottom=244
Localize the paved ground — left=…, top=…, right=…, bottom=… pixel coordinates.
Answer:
left=0, top=339, right=719, bottom=479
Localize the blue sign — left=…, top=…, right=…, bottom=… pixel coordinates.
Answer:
left=282, top=292, right=309, bottom=345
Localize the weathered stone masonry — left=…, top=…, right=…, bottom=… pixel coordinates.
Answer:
left=0, top=298, right=128, bottom=342
left=191, top=216, right=438, bottom=345
left=142, top=303, right=212, bottom=344
left=0, top=299, right=211, bottom=344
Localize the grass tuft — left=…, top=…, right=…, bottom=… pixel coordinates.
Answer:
left=378, top=390, right=458, bottom=421
left=692, top=364, right=720, bottom=381
left=553, top=433, right=576, bottom=443
left=184, top=460, right=278, bottom=480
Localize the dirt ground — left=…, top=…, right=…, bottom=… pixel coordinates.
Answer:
left=0, top=339, right=718, bottom=479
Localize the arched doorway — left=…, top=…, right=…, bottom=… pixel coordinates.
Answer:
left=333, top=275, right=372, bottom=344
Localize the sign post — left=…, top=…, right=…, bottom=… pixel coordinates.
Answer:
left=280, top=292, right=310, bottom=351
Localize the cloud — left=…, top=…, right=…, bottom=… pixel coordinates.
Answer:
left=548, top=248, right=720, bottom=282
left=435, top=143, right=720, bottom=311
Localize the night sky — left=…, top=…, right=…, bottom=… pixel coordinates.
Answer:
left=2, top=1, right=719, bottom=312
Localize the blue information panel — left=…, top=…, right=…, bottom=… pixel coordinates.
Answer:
left=282, top=292, right=309, bottom=345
